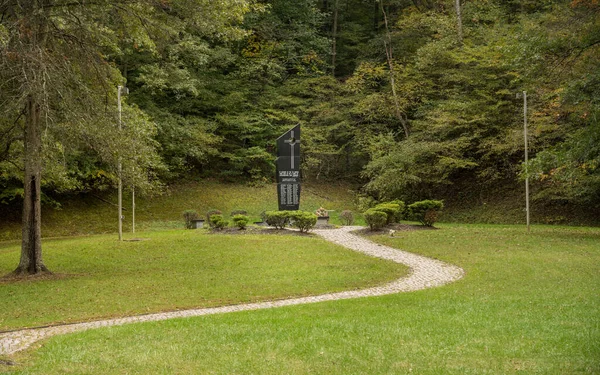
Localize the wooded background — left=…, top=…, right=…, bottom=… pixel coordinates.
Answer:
left=1, top=0, right=599, bottom=212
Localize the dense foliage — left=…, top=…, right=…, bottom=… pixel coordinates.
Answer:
left=289, top=211, right=318, bottom=232
left=407, top=200, right=444, bottom=226
left=373, top=202, right=404, bottom=224
left=265, top=210, right=290, bottom=229
left=363, top=208, right=387, bottom=230
left=232, top=214, right=250, bottom=229
left=2, top=0, right=599, bottom=214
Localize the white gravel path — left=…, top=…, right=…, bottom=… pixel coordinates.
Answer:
left=0, top=226, right=464, bottom=356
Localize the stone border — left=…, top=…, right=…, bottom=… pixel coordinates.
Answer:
left=0, top=226, right=464, bottom=356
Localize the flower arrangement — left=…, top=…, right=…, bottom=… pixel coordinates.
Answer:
left=315, top=207, right=329, bottom=217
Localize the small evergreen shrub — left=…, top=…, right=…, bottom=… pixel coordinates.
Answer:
left=339, top=210, right=354, bottom=226
left=232, top=214, right=249, bottom=230
left=289, top=211, right=317, bottom=232
left=182, top=210, right=199, bottom=229
left=206, top=209, right=222, bottom=227
left=408, top=200, right=444, bottom=227
left=265, top=211, right=290, bottom=229
left=364, top=208, right=387, bottom=230
left=388, top=200, right=406, bottom=222
left=209, top=214, right=228, bottom=230
left=373, top=202, right=404, bottom=224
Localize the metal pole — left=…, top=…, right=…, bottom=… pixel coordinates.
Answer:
left=118, top=86, right=123, bottom=241
left=132, top=185, right=135, bottom=233
left=523, top=91, right=530, bottom=232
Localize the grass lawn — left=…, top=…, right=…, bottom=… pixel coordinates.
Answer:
left=0, top=229, right=406, bottom=330
left=2, top=224, right=599, bottom=374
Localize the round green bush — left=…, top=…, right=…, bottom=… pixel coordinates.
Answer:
left=373, top=202, right=404, bottom=224
left=289, top=211, right=317, bottom=232
left=408, top=200, right=444, bottom=227
left=232, top=214, right=249, bottom=230
left=364, top=209, right=387, bottom=230
left=265, top=211, right=290, bottom=229
left=209, top=214, right=228, bottom=230
left=388, top=200, right=406, bottom=222
left=206, top=209, right=223, bottom=227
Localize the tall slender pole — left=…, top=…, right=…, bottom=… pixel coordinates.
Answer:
left=523, top=91, right=530, bottom=232
left=132, top=185, right=135, bottom=233
left=118, top=86, right=123, bottom=241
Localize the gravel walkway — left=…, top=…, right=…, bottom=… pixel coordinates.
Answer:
left=0, top=226, right=463, bottom=356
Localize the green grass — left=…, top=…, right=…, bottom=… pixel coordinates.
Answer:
left=3, top=224, right=599, bottom=374
left=0, top=180, right=362, bottom=241
left=0, top=229, right=406, bottom=330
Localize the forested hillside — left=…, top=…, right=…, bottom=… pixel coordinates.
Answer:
left=1, top=0, right=599, bottom=221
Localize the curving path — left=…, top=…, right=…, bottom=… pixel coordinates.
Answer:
left=0, top=226, right=463, bottom=356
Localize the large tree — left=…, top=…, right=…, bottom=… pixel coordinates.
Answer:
left=0, top=0, right=255, bottom=275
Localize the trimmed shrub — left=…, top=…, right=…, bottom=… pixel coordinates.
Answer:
left=209, top=214, right=228, bottom=230
left=232, top=214, right=249, bottom=230
left=364, top=208, right=387, bottom=230
left=339, top=210, right=354, bottom=226
left=289, top=211, right=317, bottom=233
left=265, top=211, right=290, bottom=229
left=206, top=209, right=222, bottom=227
left=182, top=210, right=199, bottom=229
left=230, top=209, right=248, bottom=217
left=373, top=202, right=404, bottom=224
left=388, top=200, right=406, bottom=222
left=408, top=200, right=444, bottom=227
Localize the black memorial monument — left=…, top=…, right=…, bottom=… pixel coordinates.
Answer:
left=276, top=124, right=301, bottom=210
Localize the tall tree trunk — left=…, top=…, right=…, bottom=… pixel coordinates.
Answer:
left=455, top=0, right=463, bottom=46
left=331, top=0, right=339, bottom=76
left=14, top=96, right=50, bottom=275
left=380, top=1, right=410, bottom=139
left=12, top=1, right=52, bottom=276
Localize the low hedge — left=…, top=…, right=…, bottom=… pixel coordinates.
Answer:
left=265, top=211, right=318, bottom=232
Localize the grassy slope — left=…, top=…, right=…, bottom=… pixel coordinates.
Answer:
left=0, top=230, right=406, bottom=330
left=3, top=224, right=599, bottom=374
left=0, top=180, right=598, bottom=242
left=0, top=180, right=361, bottom=241
left=441, top=183, right=600, bottom=226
